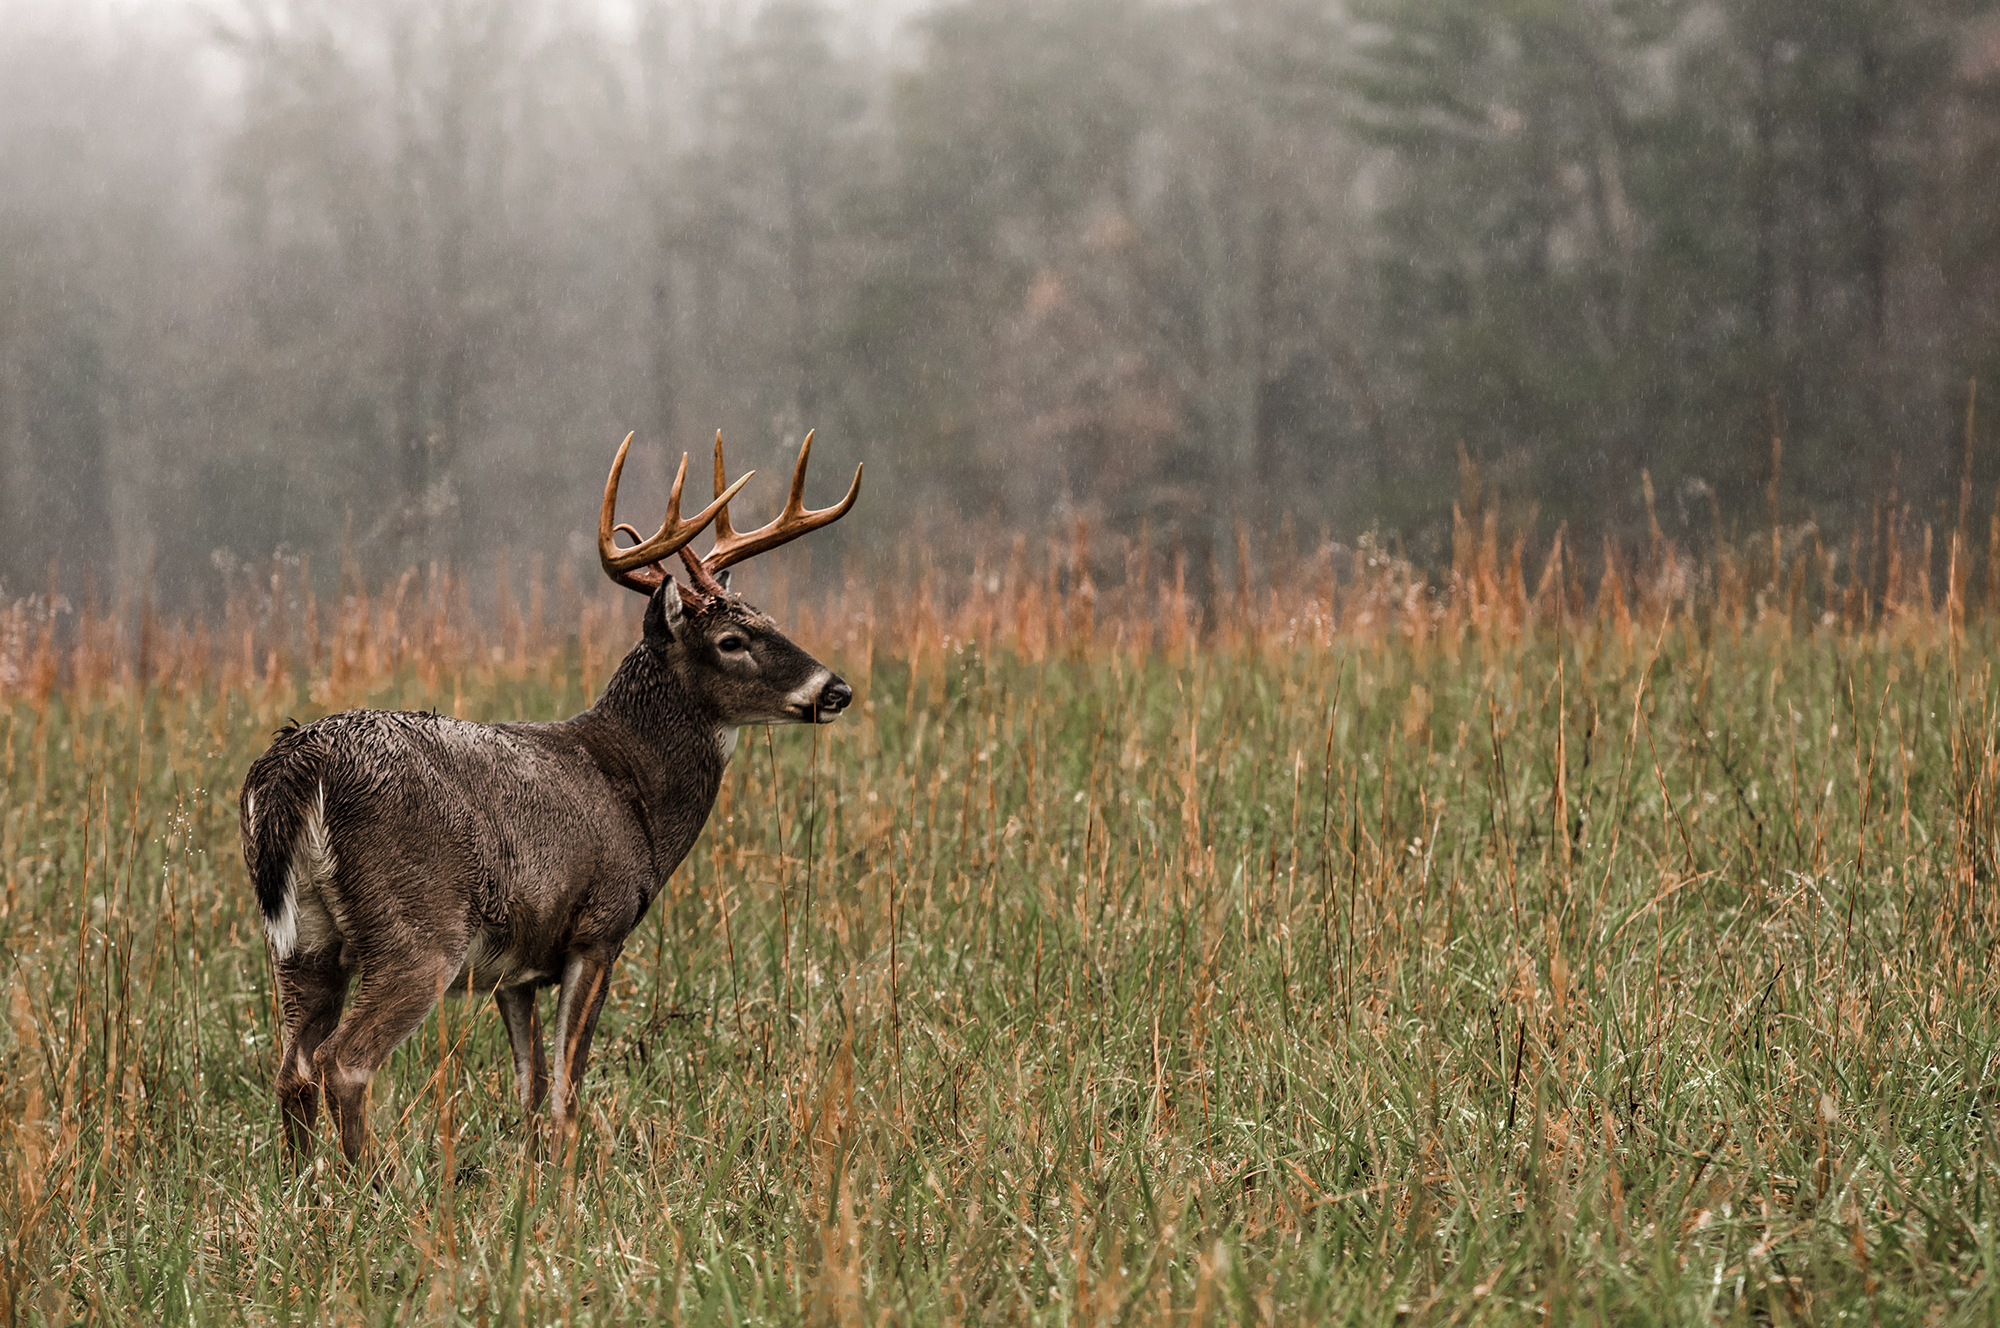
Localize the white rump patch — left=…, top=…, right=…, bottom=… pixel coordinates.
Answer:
left=268, top=782, right=337, bottom=960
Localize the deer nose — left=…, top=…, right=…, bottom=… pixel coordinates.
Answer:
left=818, top=676, right=853, bottom=717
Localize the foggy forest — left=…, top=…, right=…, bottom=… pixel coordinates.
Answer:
left=4, top=0, right=2000, bottom=612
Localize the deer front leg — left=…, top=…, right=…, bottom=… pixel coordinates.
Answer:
left=494, top=985, right=548, bottom=1116
left=548, top=948, right=619, bottom=1136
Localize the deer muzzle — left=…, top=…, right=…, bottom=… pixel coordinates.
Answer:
left=809, top=675, right=852, bottom=722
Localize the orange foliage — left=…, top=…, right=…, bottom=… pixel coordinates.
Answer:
left=1, top=477, right=1984, bottom=704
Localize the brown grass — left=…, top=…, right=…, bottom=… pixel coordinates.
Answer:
left=2, top=476, right=1986, bottom=705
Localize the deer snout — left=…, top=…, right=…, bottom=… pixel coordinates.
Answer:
left=815, top=675, right=853, bottom=720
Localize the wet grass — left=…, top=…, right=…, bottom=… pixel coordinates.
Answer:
left=6, top=623, right=2000, bottom=1324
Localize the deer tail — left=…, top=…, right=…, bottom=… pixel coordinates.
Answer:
left=241, top=734, right=336, bottom=961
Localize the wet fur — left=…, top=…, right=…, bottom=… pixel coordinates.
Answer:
left=240, top=583, right=847, bottom=1161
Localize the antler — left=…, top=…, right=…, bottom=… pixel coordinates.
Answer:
left=701, top=429, right=862, bottom=574
left=599, top=432, right=754, bottom=594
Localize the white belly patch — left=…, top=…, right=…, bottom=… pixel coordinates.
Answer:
left=449, top=934, right=545, bottom=994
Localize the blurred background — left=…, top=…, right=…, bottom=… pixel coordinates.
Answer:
left=3, top=0, right=1999, bottom=612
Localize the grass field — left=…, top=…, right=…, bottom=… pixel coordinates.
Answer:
left=7, top=536, right=2000, bottom=1323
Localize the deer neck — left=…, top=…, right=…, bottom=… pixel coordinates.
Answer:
left=583, top=643, right=735, bottom=881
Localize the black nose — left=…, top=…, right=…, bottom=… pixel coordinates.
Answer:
left=819, top=677, right=853, bottom=717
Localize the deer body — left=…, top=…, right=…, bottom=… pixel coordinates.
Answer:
left=242, top=433, right=858, bottom=1162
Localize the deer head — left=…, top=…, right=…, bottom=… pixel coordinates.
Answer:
left=597, top=429, right=862, bottom=727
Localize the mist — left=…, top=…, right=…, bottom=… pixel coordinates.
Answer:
left=3, top=0, right=1997, bottom=612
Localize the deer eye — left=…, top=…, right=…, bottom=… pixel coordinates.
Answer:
left=717, top=634, right=748, bottom=653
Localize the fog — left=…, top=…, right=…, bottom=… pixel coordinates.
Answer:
left=3, top=0, right=1997, bottom=609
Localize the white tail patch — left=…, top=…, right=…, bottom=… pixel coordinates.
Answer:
left=267, top=894, right=298, bottom=958
left=268, top=782, right=337, bottom=960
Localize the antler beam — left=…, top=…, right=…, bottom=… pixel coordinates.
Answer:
left=598, top=432, right=753, bottom=593
left=702, top=430, right=862, bottom=574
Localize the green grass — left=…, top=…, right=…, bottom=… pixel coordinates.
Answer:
left=6, top=628, right=2000, bottom=1324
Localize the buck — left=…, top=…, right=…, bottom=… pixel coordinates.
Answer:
left=239, top=431, right=859, bottom=1162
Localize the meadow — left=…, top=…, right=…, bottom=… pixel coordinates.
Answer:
left=5, top=511, right=2000, bottom=1324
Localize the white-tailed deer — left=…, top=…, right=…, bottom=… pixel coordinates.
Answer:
left=240, top=431, right=859, bottom=1162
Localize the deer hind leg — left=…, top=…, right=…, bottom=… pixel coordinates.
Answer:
left=494, top=985, right=548, bottom=1116
left=548, top=948, right=621, bottom=1135
left=314, top=957, right=455, bottom=1164
left=274, top=951, right=351, bottom=1157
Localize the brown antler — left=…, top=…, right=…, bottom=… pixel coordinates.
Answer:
left=599, top=432, right=754, bottom=594
left=701, top=429, right=862, bottom=574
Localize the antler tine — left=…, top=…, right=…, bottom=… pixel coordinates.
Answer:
left=601, top=445, right=690, bottom=571
left=704, top=429, right=863, bottom=573
left=710, top=431, right=739, bottom=548
left=599, top=432, right=754, bottom=594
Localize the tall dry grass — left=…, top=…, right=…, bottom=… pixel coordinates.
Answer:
left=6, top=475, right=2000, bottom=1322
left=4, top=464, right=1994, bottom=706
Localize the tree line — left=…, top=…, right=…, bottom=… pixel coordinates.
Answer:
left=2, top=0, right=1996, bottom=608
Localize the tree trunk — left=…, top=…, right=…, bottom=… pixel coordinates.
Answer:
left=1251, top=197, right=1283, bottom=476
left=640, top=0, right=680, bottom=447
left=1858, top=36, right=1887, bottom=348
left=1754, top=37, right=1778, bottom=344
left=785, top=153, right=818, bottom=427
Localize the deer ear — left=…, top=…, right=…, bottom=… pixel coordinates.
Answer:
left=715, top=568, right=732, bottom=593
left=644, top=578, right=685, bottom=644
